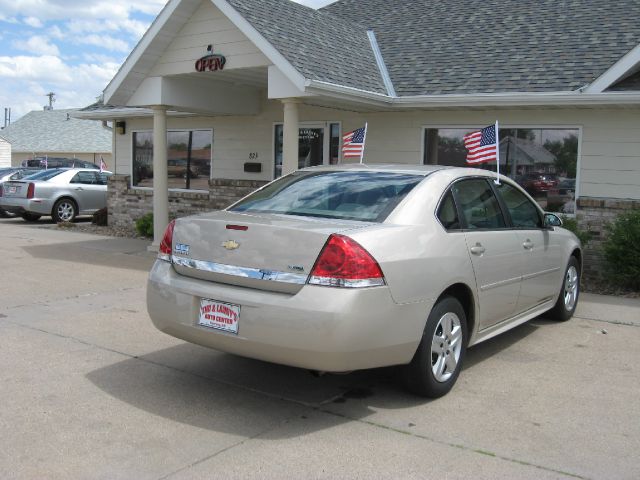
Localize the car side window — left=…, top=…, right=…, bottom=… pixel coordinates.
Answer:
left=96, top=173, right=110, bottom=185
left=452, top=178, right=506, bottom=230
left=437, top=191, right=461, bottom=230
left=71, top=172, right=97, bottom=185
left=495, top=182, right=542, bottom=228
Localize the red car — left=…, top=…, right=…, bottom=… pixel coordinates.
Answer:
left=519, top=173, right=558, bottom=195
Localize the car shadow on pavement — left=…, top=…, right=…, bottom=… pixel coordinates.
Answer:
left=86, top=320, right=542, bottom=439
left=22, top=238, right=154, bottom=271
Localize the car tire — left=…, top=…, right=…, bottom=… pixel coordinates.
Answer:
left=52, top=198, right=77, bottom=223
left=402, top=296, right=468, bottom=398
left=21, top=212, right=41, bottom=222
left=547, top=256, right=580, bottom=321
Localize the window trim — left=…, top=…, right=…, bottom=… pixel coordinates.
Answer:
left=421, top=124, right=583, bottom=216
left=130, top=128, right=213, bottom=192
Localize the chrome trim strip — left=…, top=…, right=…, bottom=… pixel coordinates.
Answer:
left=479, top=275, right=522, bottom=292
left=521, top=267, right=561, bottom=281
left=171, top=256, right=308, bottom=285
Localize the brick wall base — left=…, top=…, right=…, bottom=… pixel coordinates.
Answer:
left=576, top=197, right=640, bottom=283
left=107, top=175, right=268, bottom=234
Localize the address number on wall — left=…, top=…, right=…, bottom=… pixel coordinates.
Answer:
left=249, top=152, right=259, bottom=160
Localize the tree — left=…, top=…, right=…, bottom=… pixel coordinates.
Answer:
left=545, top=134, right=578, bottom=177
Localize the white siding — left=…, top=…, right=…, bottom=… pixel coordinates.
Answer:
left=0, top=138, right=10, bottom=167
left=114, top=103, right=640, bottom=200
left=148, top=0, right=269, bottom=77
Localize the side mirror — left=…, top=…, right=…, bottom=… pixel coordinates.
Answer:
left=544, top=212, right=563, bottom=228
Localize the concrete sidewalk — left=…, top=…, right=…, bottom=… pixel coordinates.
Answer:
left=576, top=293, right=640, bottom=327
left=1, top=218, right=639, bottom=480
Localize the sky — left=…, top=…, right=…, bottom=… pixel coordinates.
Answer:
left=0, top=0, right=336, bottom=124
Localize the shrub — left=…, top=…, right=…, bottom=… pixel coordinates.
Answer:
left=560, top=215, right=591, bottom=246
left=93, top=207, right=108, bottom=226
left=135, top=213, right=154, bottom=238
left=602, top=209, right=640, bottom=290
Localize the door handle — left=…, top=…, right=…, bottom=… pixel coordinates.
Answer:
left=470, top=243, right=486, bottom=255
left=75, top=187, right=84, bottom=191
left=523, top=239, right=534, bottom=250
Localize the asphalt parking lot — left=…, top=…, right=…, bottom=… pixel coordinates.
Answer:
left=1, top=218, right=639, bottom=480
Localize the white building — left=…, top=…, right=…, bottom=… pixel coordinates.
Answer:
left=76, top=0, right=640, bottom=279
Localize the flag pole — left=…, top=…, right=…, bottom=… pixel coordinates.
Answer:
left=360, top=122, right=368, bottom=164
left=494, top=120, right=500, bottom=184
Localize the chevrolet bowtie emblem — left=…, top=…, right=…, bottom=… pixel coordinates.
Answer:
left=221, top=240, right=240, bottom=250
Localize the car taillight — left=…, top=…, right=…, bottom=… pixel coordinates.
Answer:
left=308, top=234, right=385, bottom=288
left=26, top=183, right=35, bottom=199
left=158, top=220, right=175, bottom=262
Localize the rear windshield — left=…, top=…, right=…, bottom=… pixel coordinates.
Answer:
left=22, top=169, right=66, bottom=181
left=229, top=170, right=424, bottom=222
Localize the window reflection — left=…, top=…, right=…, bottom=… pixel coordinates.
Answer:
left=424, top=127, right=578, bottom=214
left=132, top=130, right=212, bottom=190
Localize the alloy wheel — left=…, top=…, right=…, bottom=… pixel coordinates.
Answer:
left=563, top=265, right=579, bottom=311
left=430, top=312, right=463, bottom=383
left=57, top=201, right=75, bottom=222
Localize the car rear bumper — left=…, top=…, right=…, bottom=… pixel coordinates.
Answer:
left=147, top=260, right=430, bottom=372
left=0, top=197, right=53, bottom=215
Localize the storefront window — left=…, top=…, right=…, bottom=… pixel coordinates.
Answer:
left=274, top=123, right=341, bottom=178
left=132, top=130, right=212, bottom=190
left=424, top=127, right=578, bottom=214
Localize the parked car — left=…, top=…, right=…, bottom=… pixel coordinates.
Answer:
left=518, top=172, right=559, bottom=195
left=0, top=168, right=111, bottom=222
left=147, top=165, right=582, bottom=398
left=21, top=157, right=101, bottom=170
left=557, top=178, right=576, bottom=195
left=0, top=168, right=43, bottom=218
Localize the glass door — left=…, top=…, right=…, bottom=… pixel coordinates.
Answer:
left=274, top=122, right=340, bottom=178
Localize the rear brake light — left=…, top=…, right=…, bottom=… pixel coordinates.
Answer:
left=27, top=183, right=35, bottom=199
left=158, top=220, right=175, bottom=262
left=226, top=224, right=248, bottom=231
left=308, top=234, right=385, bottom=288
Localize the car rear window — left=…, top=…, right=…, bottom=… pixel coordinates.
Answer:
left=22, top=169, right=66, bottom=180
left=229, top=170, right=424, bottom=222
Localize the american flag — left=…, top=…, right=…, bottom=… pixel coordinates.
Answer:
left=342, top=125, right=367, bottom=159
left=463, top=124, right=498, bottom=164
left=99, top=156, right=107, bottom=172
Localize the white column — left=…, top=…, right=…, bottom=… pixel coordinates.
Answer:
left=281, top=98, right=300, bottom=175
left=152, top=106, right=169, bottom=248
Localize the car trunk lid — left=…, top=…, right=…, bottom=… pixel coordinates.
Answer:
left=171, top=211, right=373, bottom=294
left=1, top=181, right=29, bottom=199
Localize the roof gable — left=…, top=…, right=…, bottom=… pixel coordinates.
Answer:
left=0, top=109, right=111, bottom=153
left=323, top=0, right=640, bottom=96
left=225, top=0, right=386, bottom=94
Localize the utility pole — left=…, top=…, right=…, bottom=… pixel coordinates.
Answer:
left=44, top=92, right=56, bottom=111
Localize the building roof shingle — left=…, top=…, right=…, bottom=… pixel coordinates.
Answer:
left=226, top=0, right=387, bottom=94
left=0, top=109, right=112, bottom=154
left=322, top=0, right=640, bottom=96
